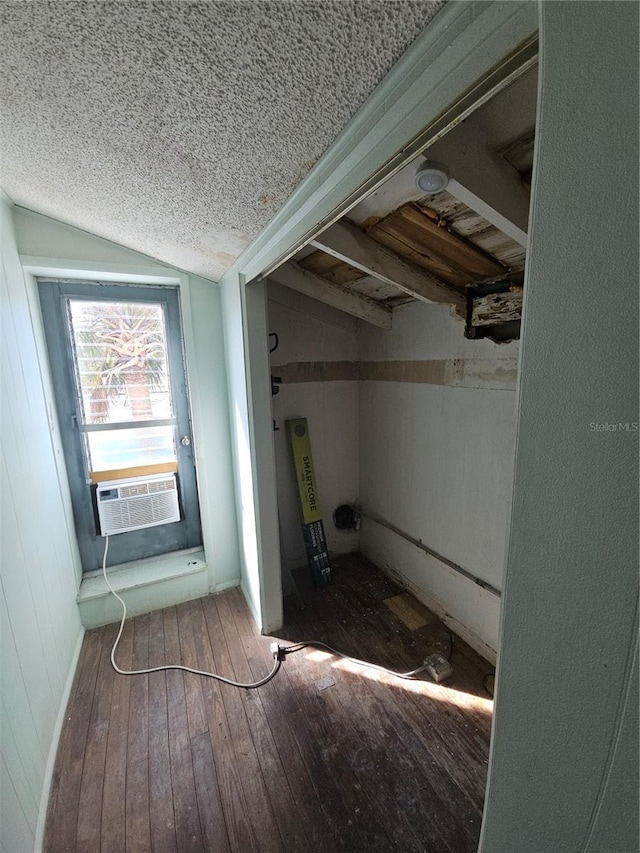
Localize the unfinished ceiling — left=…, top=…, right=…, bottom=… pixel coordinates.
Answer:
left=275, top=64, right=538, bottom=341
left=0, top=0, right=444, bottom=281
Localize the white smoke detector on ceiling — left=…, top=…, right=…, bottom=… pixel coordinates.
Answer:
left=414, top=160, right=450, bottom=195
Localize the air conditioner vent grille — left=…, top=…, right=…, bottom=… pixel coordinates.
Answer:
left=119, top=483, right=149, bottom=499
left=148, top=479, right=175, bottom=494
left=97, top=474, right=180, bottom=536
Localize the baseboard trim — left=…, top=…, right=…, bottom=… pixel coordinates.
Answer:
left=384, top=563, right=498, bottom=666
left=212, top=578, right=241, bottom=594
left=35, top=627, right=85, bottom=852
left=240, top=580, right=263, bottom=634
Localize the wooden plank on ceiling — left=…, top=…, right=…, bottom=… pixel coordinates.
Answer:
left=268, top=261, right=393, bottom=330
left=298, top=249, right=364, bottom=285
left=311, top=218, right=466, bottom=312
left=424, top=191, right=527, bottom=270
left=367, top=203, right=505, bottom=287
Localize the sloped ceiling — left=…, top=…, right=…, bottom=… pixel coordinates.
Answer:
left=0, top=0, right=443, bottom=281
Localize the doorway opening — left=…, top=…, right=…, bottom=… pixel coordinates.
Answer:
left=266, top=56, right=537, bottom=665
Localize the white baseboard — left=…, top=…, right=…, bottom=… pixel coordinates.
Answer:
left=212, top=577, right=241, bottom=594
left=35, top=627, right=85, bottom=852
left=394, top=570, right=498, bottom=666
left=240, top=580, right=263, bottom=634
left=360, top=521, right=500, bottom=665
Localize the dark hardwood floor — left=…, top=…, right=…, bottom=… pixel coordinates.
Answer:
left=45, top=553, right=493, bottom=852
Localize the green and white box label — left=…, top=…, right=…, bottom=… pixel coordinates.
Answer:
left=286, top=418, right=331, bottom=586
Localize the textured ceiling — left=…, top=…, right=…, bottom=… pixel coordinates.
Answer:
left=1, top=0, right=443, bottom=281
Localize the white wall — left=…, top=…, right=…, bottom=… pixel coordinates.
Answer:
left=220, top=273, right=283, bottom=633
left=267, top=281, right=517, bottom=657
left=358, top=302, right=519, bottom=659
left=14, top=206, right=240, bottom=594
left=1, top=195, right=85, bottom=852
left=268, top=282, right=361, bottom=571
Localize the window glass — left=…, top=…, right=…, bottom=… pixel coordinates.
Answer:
left=67, top=298, right=178, bottom=474
left=85, top=426, right=176, bottom=471
left=68, top=299, right=173, bottom=425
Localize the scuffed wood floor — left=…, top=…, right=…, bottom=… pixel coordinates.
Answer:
left=45, top=553, right=493, bottom=852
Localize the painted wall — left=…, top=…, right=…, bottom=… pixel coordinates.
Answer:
left=1, top=195, right=84, bottom=852
left=14, top=206, right=240, bottom=595
left=267, top=278, right=516, bottom=660
left=220, top=273, right=283, bottom=633
left=358, top=302, right=518, bottom=658
left=479, top=2, right=639, bottom=850
left=244, top=280, right=283, bottom=633
left=268, top=281, right=361, bottom=571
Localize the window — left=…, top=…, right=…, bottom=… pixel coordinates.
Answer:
left=38, top=280, right=202, bottom=571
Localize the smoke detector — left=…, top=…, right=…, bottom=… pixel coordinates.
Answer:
left=415, top=160, right=450, bottom=195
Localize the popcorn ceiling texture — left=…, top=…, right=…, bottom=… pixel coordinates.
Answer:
left=1, top=0, right=443, bottom=281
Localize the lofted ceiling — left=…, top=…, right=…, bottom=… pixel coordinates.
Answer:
left=275, top=64, right=538, bottom=341
left=0, top=0, right=444, bottom=281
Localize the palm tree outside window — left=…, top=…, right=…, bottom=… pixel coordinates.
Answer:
left=68, top=299, right=176, bottom=477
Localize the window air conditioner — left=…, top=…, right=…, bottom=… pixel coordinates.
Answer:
left=96, top=473, right=180, bottom=536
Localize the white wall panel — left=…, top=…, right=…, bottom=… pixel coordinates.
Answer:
left=0, top=195, right=84, bottom=852
left=268, top=283, right=360, bottom=570
left=359, top=302, right=518, bottom=656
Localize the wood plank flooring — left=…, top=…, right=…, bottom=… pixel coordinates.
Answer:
left=45, top=553, right=493, bottom=852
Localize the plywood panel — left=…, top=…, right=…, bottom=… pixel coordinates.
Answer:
left=383, top=592, right=434, bottom=630
left=424, top=192, right=526, bottom=270
left=299, top=248, right=365, bottom=285
left=368, top=202, right=505, bottom=286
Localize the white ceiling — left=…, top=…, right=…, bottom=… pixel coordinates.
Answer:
left=0, top=0, right=444, bottom=281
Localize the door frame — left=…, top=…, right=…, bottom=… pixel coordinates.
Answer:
left=219, top=0, right=539, bottom=634
left=21, top=258, right=213, bottom=581
left=37, top=279, right=202, bottom=571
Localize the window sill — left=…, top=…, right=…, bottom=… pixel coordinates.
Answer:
left=77, top=549, right=209, bottom=629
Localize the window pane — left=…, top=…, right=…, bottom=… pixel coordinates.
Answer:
left=68, top=299, right=173, bottom=424
left=86, top=426, right=176, bottom=472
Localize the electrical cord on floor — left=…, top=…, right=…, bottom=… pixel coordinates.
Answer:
left=101, top=535, right=281, bottom=689
left=278, top=640, right=435, bottom=680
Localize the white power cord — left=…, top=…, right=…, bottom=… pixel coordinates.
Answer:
left=279, top=641, right=434, bottom=680
left=101, top=535, right=281, bottom=688
left=102, top=537, right=445, bottom=688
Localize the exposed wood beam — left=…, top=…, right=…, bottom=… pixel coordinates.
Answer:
left=428, top=123, right=530, bottom=247
left=268, top=261, right=392, bottom=330
left=447, top=178, right=528, bottom=248
left=310, top=219, right=466, bottom=313
left=470, top=289, right=523, bottom=326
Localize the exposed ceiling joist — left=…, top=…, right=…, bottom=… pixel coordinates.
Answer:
left=310, top=219, right=466, bottom=313
left=428, top=123, right=530, bottom=247
left=268, top=261, right=393, bottom=330
left=447, top=177, right=528, bottom=248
